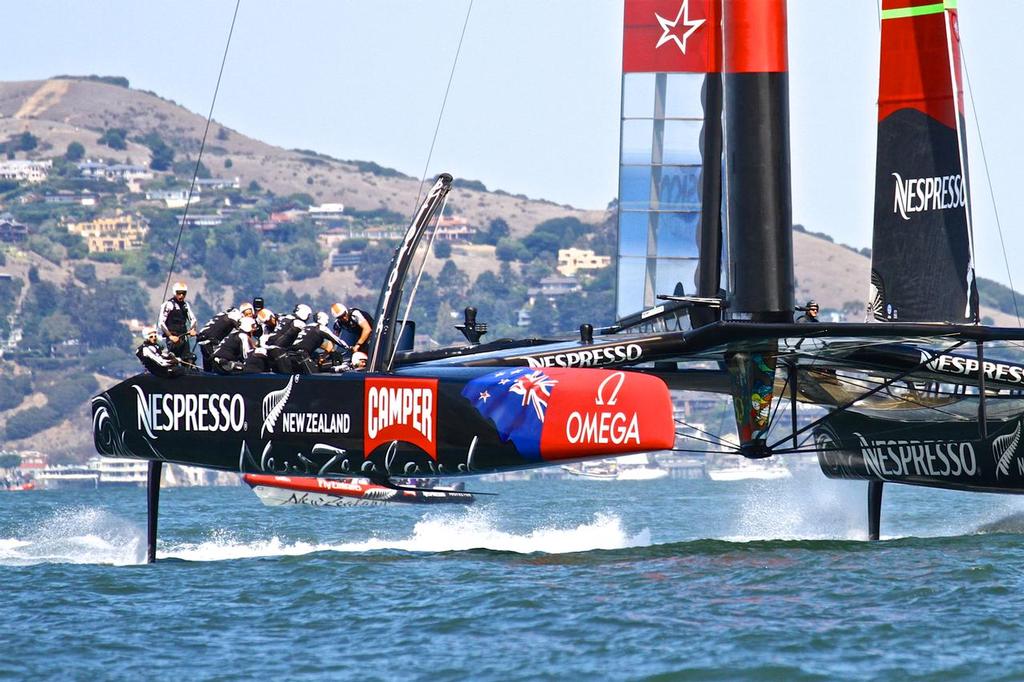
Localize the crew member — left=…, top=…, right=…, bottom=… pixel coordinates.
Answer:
left=213, top=317, right=258, bottom=375
left=136, top=327, right=187, bottom=378
left=289, top=313, right=345, bottom=374
left=331, top=303, right=373, bottom=355
left=257, top=307, right=278, bottom=336
left=796, top=300, right=820, bottom=323
left=243, top=308, right=287, bottom=373
left=349, top=351, right=368, bottom=371
left=196, top=307, right=240, bottom=372
left=159, top=281, right=197, bottom=362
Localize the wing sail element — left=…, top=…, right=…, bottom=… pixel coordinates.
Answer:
left=869, top=0, right=978, bottom=323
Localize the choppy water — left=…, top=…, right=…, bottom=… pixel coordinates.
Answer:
left=4, top=469, right=1024, bottom=680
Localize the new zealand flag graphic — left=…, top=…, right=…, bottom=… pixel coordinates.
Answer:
left=461, top=369, right=559, bottom=460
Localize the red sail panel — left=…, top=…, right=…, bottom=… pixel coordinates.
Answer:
left=623, top=0, right=721, bottom=73
left=878, top=0, right=963, bottom=128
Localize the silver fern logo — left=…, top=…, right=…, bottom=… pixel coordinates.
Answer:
left=261, top=376, right=298, bottom=438
left=993, top=419, right=1023, bottom=479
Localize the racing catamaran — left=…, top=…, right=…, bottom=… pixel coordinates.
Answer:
left=93, top=0, right=1024, bottom=562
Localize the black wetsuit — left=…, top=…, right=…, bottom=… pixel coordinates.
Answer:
left=212, top=330, right=256, bottom=375
left=244, top=315, right=302, bottom=373
left=196, top=309, right=237, bottom=372
left=136, top=340, right=186, bottom=378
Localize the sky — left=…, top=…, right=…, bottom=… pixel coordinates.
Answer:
left=1, top=1, right=1021, bottom=288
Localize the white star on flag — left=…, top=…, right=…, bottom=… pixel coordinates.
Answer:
left=478, top=390, right=491, bottom=403
left=498, top=379, right=511, bottom=385
left=655, top=0, right=705, bottom=55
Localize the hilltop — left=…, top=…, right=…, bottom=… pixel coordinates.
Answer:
left=0, top=78, right=602, bottom=234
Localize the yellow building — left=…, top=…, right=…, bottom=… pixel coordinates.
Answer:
left=557, top=248, right=611, bottom=277
left=66, top=212, right=149, bottom=253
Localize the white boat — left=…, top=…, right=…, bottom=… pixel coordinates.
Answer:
left=88, top=456, right=149, bottom=487
left=562, top=454, right=668, bottom=481
left=706, top=458, right=792, bottom=481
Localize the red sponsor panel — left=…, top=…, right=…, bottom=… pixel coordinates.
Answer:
left=538, top=369, right=675, bottom=460
left=721, top=0, right=788, bottom=74
left=623, top=0, right=721, bottom=73
left=364, top=377, right=438, bottom=459
left=878, top=1, right=961, bottom=127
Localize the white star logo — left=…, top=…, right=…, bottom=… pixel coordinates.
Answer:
left=478, top=390, right=491, bottom=403
left=498, top=379, right=510, bottom=385
left=655, top=0, right=705, bottom=56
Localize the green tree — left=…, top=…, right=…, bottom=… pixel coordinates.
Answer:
left=529, top=296, right=558, bottom=336
left=0, top=453, right=22, bottom=470
left=433, top=240, right=452, bottom=259
left=438, top=260, right=468, bottom=298
left=98, top=128, right=127, bottom=150
left=483, top=218, right=510, bottom=245
left=65, top=141, right=85, bottom=162
left=224, top=158, right=233, bottom=169
left=356, top=242, right=397, bottom=289
left=16, top=131, right=38, bottom=151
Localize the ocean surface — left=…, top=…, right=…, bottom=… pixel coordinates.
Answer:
left=4, top=469, right=1024, bottom=680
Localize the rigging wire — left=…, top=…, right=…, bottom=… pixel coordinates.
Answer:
left=960, top=42, right=1021, bottom=327
left=159, top=0, right=241, bottom=306
left=413, top=0, right=474, bottom=209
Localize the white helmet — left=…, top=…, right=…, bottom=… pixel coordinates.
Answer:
left=257, top=308, right=275, bottom=323
left=143, top=326, right=158, bottom=338
left=294, top=304, right=312, bottom=322
left=330, top=303, right=348, bottom=318
left=315, top=311, right=329, bottom=326
left=239, top=302, right=255, bottom=316
left=351, top=351, right=368, bottom=368
left=239, top=317, right=257, bottom=333
left=173, top=281, right=188, bottom=294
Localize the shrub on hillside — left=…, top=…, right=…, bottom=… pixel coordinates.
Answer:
left=3, top=406, right=60, bottom=441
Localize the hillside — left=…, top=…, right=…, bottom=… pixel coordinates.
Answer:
left=0, top=78, right=603, bottom=235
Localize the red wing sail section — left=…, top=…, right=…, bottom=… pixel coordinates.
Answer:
left=869, top=0, right=978, bottom=323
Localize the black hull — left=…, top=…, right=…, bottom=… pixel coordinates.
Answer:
left=815, top=407, right=1024, bottom=494
left=92, top=367, right=676, bottom=480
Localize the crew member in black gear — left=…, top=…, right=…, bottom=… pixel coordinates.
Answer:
left=196, top=307, right=240, bottom=372
left=330, top=303, right=373, bottom=355
left=288, top=314, right=345, bottom=374
left=213, top=317, right=258, bottom=375
left=244, top=308, right=290, bottom=373
left=136, top=327, right=187, bottom=378
left=159, top=281, right=197, bottom=362
left=796, top=300, right=820, bottom=323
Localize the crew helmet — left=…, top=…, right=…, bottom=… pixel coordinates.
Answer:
left=143, top=326, right=158, bottom=338
left=315, top=311, right=329, bottom=326
left=294, top=304, right=312, bottom=322
left=806, top=300, right=819, bottom=310
left=239, top=317, right=257, bottom=333
left=173, top=281, right=188, bottom=294
left=239, top=302, right=255, bottom=316
left=257, top=308, right=276, bottom=324
left=330, top=303, right=348, bottom=318
left=351, top=351, right=368, bottom=368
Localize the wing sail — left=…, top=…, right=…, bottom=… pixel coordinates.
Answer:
left=869, top=0, right=978, bottom=323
